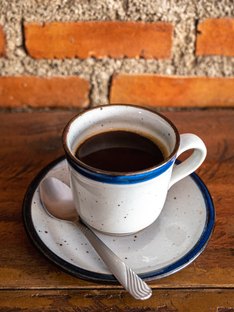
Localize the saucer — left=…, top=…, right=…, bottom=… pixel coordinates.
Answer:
left=23, top=157, right=215, bottom=282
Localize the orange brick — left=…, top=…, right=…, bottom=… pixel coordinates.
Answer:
left=0, top=76, right=89, bottom=108
left=110, top=75, right=234, bottom=107
left=0, top=26, right=6, bottom=56
left=24, top=21, right=173, bottom=59
left=196, top=18, right=234, bottom=56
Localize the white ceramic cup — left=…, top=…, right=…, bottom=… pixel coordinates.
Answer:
left=63, top=105, right=207, bottom=235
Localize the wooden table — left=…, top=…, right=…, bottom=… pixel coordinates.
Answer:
left=0, top=108, right=233, bottom=311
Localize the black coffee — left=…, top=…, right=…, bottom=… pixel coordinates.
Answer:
left=75, top=130, right=165, bottom=172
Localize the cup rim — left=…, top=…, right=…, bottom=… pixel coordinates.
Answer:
left=62, top=104, right=180, bottom=177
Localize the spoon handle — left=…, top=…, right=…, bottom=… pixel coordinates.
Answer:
left=76, top=221, right=152, bottom=300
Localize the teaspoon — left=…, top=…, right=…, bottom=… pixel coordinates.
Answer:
left=39, top=177, right=152, bottom=300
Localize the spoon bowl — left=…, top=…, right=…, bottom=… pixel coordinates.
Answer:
left=39, top=177, right=77, bottom=222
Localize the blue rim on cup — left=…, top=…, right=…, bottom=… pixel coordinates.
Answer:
left=62, top=104, right=180, bottom=184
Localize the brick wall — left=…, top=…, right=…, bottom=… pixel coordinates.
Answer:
left=0, top=2, right=233, bottom=109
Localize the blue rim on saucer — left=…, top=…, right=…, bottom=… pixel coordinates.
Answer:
left=22, top=156, right=215, bottom=283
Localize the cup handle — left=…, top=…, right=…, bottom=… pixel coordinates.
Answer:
left=168, top=133, right=207, bottom=189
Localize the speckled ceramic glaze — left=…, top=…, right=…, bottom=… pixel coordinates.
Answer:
left=23, top=158, right=215, bottom=282
left=63, top=105, right=207, bottom=235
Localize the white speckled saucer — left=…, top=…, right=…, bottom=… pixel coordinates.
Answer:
left=23, top=157, right=215, bottom=282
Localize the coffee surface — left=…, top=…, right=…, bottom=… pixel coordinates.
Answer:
left=75, top=130, right=165, bottom=172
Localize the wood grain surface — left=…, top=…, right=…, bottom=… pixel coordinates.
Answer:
left=0, top=289, right=233, bottom=312
left=0, top=109, right=233, bottom=311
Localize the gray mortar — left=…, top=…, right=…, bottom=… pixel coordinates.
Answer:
left=0, top=0, right=233, bottom=106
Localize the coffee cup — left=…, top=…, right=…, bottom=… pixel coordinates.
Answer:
left=63, top=105, right=207, bottom=235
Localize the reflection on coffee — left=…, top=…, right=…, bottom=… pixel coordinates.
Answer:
left=75, top=130, right=166, bottom=172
